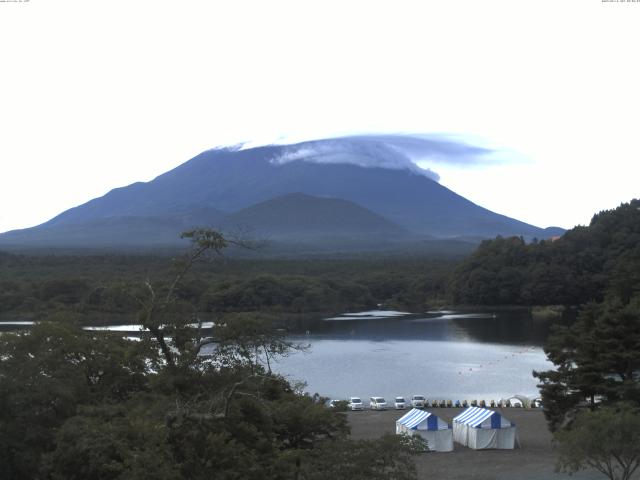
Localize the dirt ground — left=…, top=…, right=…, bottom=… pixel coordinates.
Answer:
left=347, top=408, right=604, bottom=480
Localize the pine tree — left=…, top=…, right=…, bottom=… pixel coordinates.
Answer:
left=534, top=296, right=640, bottom=431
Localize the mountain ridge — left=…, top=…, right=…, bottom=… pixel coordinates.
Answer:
left=220, top=192, right=409, bottom=240
left=0, top=139, right=565, bottom=250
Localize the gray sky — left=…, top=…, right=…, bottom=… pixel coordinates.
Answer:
left=1, top=0, right=639, bottom=233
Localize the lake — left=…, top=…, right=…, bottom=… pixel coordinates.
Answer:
left=270, top=310, right=554, bottom=403
left=0, top=309, right=555, bottom=403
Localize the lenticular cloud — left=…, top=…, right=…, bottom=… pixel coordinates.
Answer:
left=268, top=134, right=493, bottom=182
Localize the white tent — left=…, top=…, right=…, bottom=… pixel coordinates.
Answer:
left=395, top=408, right=453, bottom=452
left=453, top=407, right=518, bottom=450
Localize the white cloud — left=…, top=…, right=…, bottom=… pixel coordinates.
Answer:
left=268, top=134, right=495, bottom=181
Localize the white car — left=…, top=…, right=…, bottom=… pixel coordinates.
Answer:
left=369, top=396, right=388, bottom=410
left=394, top=396, right=407, bottom=410
left=348, top=397, right=364, bottom=411
left=411, top=395, right=426, bottom=408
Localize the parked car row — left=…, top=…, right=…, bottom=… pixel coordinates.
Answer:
left=329, top=396, right=543, bottom=410
left=328, top=395, right=428, bottom=411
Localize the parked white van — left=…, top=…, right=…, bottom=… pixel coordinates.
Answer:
left=348, top=397, right=364, bottom=411
left=370, top=396, right=388, bottom=410
left=394, top=396, right=407, bottom=410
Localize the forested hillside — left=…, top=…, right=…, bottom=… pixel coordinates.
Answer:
left=449, top=199, right=640, bottom=306
left=0, top=253, right=452, bottom=328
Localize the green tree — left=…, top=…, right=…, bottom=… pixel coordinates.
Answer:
left=299, top=434, right=424, bottom=480
left=1, top=229, right=421, bottom=479
left=555, top=404, right=640, bottom=480
left=535, top=295, right=640, bottom=431
left=43, top=404, right=180, bottom=480
left=127, top=229, right=352, bottom=478
left=449, top=199, right=640, bottom=306
left=0, top=320, right=152, bottom=479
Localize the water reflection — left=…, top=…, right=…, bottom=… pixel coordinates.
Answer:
left=272, top=310, right=554, bottom=401
left=310, top=310, right=552, bottom=346
left=0, top=310, right=555, bottom=401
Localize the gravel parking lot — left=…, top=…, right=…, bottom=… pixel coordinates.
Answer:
left=347, top=408, right=603, bottom=480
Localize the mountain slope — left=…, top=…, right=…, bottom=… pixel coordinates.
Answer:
left=39, top=145, right=547, bottom=236
left=221, top=193, right=408, bottom=239
left=0, top=139, right=563, bottom=249
left=0, top=207, right=226, bottom=248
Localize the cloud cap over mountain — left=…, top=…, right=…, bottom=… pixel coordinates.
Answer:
left=267, top=134, right=494, bottom=182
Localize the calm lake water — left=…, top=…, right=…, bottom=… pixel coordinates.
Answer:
left=0, top=309, right=555, bottom=403
left=271, top=310, right=554, bottom=402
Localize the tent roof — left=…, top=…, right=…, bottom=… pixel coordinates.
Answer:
left=453, top=407, right=513, bottom=428
left=396, top=408, right=449, bottom=430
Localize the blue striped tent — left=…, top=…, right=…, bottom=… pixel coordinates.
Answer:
left=453, top=407, right=518, bottom=449
left=396, top=408, right=453, bottom=452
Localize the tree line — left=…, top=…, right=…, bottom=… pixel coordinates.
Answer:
left=449, top=199, right=640, bottom=306
left=0, top=253, right=453, bottom=329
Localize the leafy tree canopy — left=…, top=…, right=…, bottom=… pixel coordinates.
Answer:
left=450, top=199, right=640, bottom=306
left=555, top=404, right=640, bottom=480
left=0, top=230, right=422, bottom=480
left=535, top=295, right=640, bottom=431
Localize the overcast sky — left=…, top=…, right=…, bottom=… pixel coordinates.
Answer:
left=1, top=0, right=638, bottom=233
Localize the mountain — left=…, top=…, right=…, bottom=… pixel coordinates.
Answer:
left=0, top=138, right=564, bottom=250
left=0, top=207, right=226, bottom=248
left=221, top=193, right=408, bottom=239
